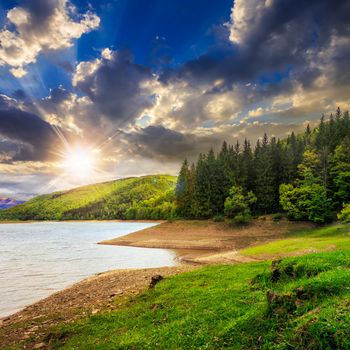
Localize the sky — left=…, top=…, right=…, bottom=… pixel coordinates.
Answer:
left=0, top=0, right=349, bottom=199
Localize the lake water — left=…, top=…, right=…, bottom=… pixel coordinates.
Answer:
left=0, top=221, right=176, bottom=317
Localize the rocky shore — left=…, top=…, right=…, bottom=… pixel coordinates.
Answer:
left=0, top=265, right=195, bottom=349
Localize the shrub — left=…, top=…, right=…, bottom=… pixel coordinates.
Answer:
left=213, top=214, right=225, bottom=222
left=224, top=186, right=257, bottom=224
left=272, top=213, right=283, bottom=222
left=233, top=213, right=251, bottom=224
left=279, top=183, right=333, bottom=223
left=337, top=203, right=350, bottom=223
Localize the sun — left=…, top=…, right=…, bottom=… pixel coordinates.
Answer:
left=61, top=146, right=96, bottom=179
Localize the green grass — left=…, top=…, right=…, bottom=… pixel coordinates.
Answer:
left=241, top=224, right=350, bottom=258
left=44, top=242, right=350, bottom=349
left=0, top=175, right=176, bottom=221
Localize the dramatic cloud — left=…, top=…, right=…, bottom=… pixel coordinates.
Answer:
left=35, top=86, right=89, bottom=134
left=117, top=121, right=311, bottom=164
left=124, top=126, right=198, bottom=161
left=181, top=0, right=349, bottom=86
left=229, top=0, right=350, bottom=48
left=152, top=0, right=350, bottom=134
left=144, top=79, right=243, bottom=131
left=0, top=95, right=59, bottom=161
left=72, top=49, right=157, bottom=127
left=229, top=0, right=272, bottom=44
left=0, top=0, right=99, bottom=77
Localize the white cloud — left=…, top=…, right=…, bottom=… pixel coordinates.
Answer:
left=72, top=49, right=157, bottom=127
left=10, top=67, right=27, bottom=78
left=101, top=48, right=113, bottom=60
left=72, top=59, right=101, bottom=87
left=0, top=0, right=100, bottom=77
left=247, top=107, right=266, bottom=118
left=229, top=0, right=272, bottom=44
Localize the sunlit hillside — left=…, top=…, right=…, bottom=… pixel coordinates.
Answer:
left=0, top=175, right=176, bottom=221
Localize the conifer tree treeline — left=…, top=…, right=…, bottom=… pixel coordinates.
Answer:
left=175, top=108, right=350, bottom=222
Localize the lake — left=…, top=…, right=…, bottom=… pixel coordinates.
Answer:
left=0, top=221, right=176, bottom=317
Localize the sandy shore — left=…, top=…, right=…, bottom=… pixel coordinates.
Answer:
left=101, top=218, right=313, bottom=264
left=0, top=217, right=313, bottom=349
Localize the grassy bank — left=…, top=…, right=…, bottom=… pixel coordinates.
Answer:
left=40, top=225, right=350, bottom=350
left=241, top=224, right=350, bottom=258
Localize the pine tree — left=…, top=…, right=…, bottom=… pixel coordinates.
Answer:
left=270, top=137, right=283, bottom=210
left=289, top=131, right=304, bottom=179
left=192, top=154, right=212, bottom=218
left=315, top=114, right=327, bottom=150
left=254, top=134, right=276, bottom=213
left=232, top=141, right=240, bottom=185
left=175, top=159, right=192, bottom=217
left=329, top=113, right=337, bottom=151
left=341, top=110, right=350, bottom=139
left=280, top=141, right=294, bottom=184
left=207, top=148, right=223, bottom=215
left=335, top=107, right=342, bottom=141
left=304, top=124, right=312, bottom=146
left=329, top=137, right=350, bottom=209
left=240, top=139, right=255, bottom=192
left=218, top=141, right=235, bottom=208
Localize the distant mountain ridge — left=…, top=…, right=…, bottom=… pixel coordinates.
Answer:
left=0, top=197, right=25, bottom=210
left=0, top=175, right=176, bottom=221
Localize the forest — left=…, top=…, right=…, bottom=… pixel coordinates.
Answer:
left=175, top=108, right=350, bottom=224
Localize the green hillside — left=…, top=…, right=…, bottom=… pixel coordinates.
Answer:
left=0, top=175, right=177, bottom=221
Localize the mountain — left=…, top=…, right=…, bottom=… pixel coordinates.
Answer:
left=0, top=197, right=25, bottom=210
left=0, top=175, right=177, bottom=221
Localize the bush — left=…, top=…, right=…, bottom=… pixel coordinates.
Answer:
left=224, top=186, right=257, bottom=224
left=272, top=213, right=283, bottom=222
left=213, top=214, right=225, bottom=222
left=337, top=204, right=350, bottom=223
left=279, top=183, right=333, bottom=223
left=233, top=213, right=251, bottom=224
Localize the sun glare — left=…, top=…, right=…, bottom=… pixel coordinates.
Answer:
left=61, top=146, right=96, bottom=179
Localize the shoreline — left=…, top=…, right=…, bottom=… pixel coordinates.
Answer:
left=0, top=218, right=312, bottom=319
left=0, top=265, right=196, bottom=348
left=0, top=219, right=165, bottom=224
left=0, top=220, right=168, bottom=320
left=101, top=218, right=314, bottom=264
left=0, top=217, right=313, bottom=349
